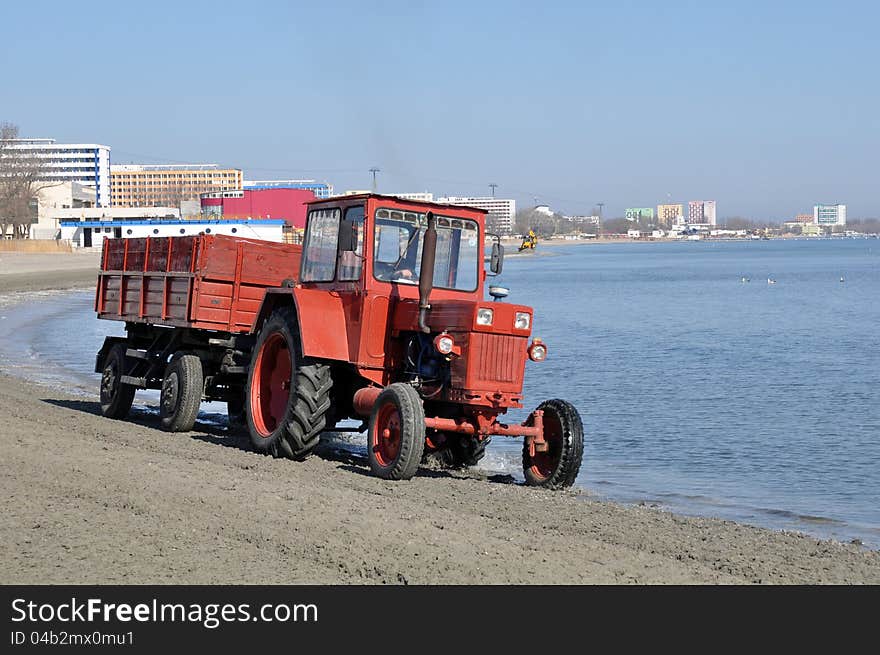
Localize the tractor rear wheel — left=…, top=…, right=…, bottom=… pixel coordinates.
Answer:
left=100, top=343, right=136, bottom=419
left=246, top=307, right=332, bottom=460
left=522, top=399, right=584, bottom=489
left=368, top=383, right=425, bottom=480
left=159, top=352, right=203, bottom=432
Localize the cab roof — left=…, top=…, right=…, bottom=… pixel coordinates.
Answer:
left=307, top=193, right=489, bottom=215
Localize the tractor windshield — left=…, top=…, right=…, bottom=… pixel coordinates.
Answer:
left=373, top=209, right=479, bottom=292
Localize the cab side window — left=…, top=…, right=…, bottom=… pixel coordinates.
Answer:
left=301, top=208, right=340, bottom=282
left=338, top=206, right=365, bottom=281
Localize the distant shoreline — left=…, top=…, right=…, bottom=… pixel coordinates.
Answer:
left=500, top=234, right=878, bottom=250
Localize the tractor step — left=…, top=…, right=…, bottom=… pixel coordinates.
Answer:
left=221, top=365, right=247, bottom=375
left=120, top=375, right=147, bottom=387
left=125, top=348, right=150, bottom=360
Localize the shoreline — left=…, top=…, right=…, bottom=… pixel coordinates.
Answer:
left=0, top=253, right=878, bottom=584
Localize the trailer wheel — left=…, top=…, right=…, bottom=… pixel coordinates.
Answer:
left=100, top=343, right=136, bottom=419
left=522, top=399, right=584, bottom=489
left=159, top=353, right=203, bottom=432
left=247, top=307, right=332, bottom=460
left=368, top=383, right=425, bottom=480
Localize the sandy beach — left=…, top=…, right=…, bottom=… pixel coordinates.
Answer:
left=0, top=251, right=878, bottom=584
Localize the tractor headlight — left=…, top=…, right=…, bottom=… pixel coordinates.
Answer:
left=476, top=308, right=494, bottom=326
left=514, top=312, right=531, bottom=330
left=434, top=334, right=455, bottom=355
left=528, top=339, right=548, bottom=362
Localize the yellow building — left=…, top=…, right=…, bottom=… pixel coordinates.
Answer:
left=110, top=164, right=242, bottom=207
left=657, top=203, right=684, bottom=227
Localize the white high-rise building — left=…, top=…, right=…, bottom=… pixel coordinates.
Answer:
left=813, top=204, right=846, bottom=226
left=437, top=196, right=516, bottom=235
left=687, top=200, right=717, bottom=226
left=3, top=138, right=111, bottom=206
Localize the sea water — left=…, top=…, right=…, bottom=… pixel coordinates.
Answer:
left=0, top=238, right=877, bottom=547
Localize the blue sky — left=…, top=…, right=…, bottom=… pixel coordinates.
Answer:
left=2, top=0, right=877, bottom=219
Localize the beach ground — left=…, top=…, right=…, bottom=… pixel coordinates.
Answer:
left=1, top=251, right=878, bottom=584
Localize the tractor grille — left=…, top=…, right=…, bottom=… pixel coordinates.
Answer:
left=471, top=333, right=523, bottom=384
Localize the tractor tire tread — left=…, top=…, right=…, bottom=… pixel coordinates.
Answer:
left=100, top=343, right=136, bottom=419
left=160, top=352, right=203, bottom=432
left=368, top=383, right=425, bottom=480
left=247, top=306, right=333, bottom=461
left=522, top=398, right=584, bottom=490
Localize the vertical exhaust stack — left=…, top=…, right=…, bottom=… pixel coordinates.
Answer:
left=418, top=211, right=437, bottom=333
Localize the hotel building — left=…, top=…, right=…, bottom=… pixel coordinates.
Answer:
left=110, top=164, right=243, bottom=207
left=437, top=196, right=516, bottom=235
left=2, top=138, right=111, bottom=206
left=813, top=204, right=846, bottom=226
left=625, top=207, right=654, bottom=221
left=657, top=203, right=684, bottom=227
left=687, top=200, right=717, bottom=226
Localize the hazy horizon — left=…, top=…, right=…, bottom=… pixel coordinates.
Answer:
left=2, top=0, right=877, bottom=220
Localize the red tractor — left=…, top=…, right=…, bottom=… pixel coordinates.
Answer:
left=94, top=194, right=584, bottom=488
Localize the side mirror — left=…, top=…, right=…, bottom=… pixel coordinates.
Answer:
left=339, top=219, right=357, bottom=252
left=489, top=241, right=504, bottom=275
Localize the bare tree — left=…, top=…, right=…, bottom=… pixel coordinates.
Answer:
left=0, top=122, right=50, bottom=239
left=514, top=207, right=567, bottom=237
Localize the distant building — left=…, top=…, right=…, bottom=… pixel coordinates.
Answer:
left=61, top=218, right=284, bottom=249
left=687, top=200, right=717, bottom=226
left=793, top=214, right=813, bottom=224
left=532, top=205, right=554, bottom=216
left=657, top=203, right=684, bottom=227
left=389, top=192, right=435, bottom=202
left=565, top=215, right=601, bottom=229
left=200, top=187, right=316, bottom=229
left=813, top=203, right=846, bottom=226
left=111, top=164, right=243, bottom=208
left=2, top=138, right=112, bottom=206
left=243, top=179, right=333, bottom=199
left=437, top=196, right=516, bottom=235
left=32, top=181, right=96, bottom=239
left=625, top=207, right=654, bottom=221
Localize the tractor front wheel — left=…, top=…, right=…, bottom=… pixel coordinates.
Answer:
left=522, top=399, right=584, bottom=489
left=368, top=383, right=425, bottom=480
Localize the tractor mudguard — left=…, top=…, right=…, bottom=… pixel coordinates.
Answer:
left=253, top=288, right=350, bottom=362
left=292, top=287, right=351, bottom=361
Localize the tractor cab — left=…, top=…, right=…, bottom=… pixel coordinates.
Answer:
left=297, top=194, right=540, bottom=410
left=299, top=194, right=491, bottom=301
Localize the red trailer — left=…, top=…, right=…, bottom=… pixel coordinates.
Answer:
left=95, top=194, right=584, bottom=487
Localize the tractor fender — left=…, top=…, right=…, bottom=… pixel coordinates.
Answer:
left=252, top=287, right=350, bottom=362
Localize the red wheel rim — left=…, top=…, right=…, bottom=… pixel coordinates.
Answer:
left=250, top=333, right=292, bottom=438
left=372, top=402, right=402, bottom=467
left=530, top=410, right=562, bottom=480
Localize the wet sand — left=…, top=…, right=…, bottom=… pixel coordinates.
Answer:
left=0, top=251, right=101, bottom=294
left=1, top=253, right=878, bottom=584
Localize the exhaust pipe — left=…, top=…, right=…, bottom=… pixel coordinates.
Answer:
left=418, top=211, right=437, bottom=333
